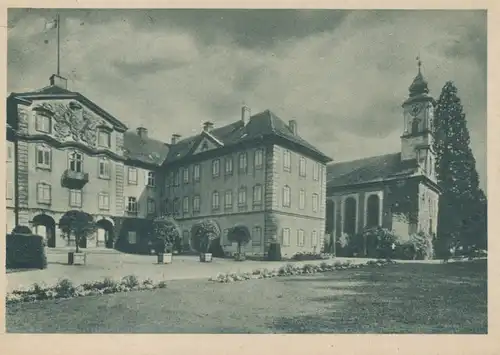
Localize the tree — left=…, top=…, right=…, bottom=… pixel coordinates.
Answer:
left=433, top=81, right=487, bottom=252
left=58, top=210, right=97, bottom=253
left=227, top=225, right=252, bottom=256
left=190, top=219, right=220, bottom=253
left=151, top=216, right=181, bottom=254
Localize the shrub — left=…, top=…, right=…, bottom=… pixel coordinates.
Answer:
left=55, top=279, right=75, bottom=298
left=6, top=233, right=48, bottom=269
left=227, top=225, right=252, bottom=257
left=151, top=216, right=181, bottom=254
left=121, top=275, right=140, bottom=289
left=190, top=219, right=220, bottom=253
left=11, top=225, right=33, bottom=234
left=59, top=210, right=97, bottom=253
left=267, top=242, right=282, bottom=261
left=157, top=280, right=167, bottom=288
left=410, top=231, right=434, bottom=260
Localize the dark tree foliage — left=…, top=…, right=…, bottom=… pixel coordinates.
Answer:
left=433, top=81, right=487, bottom=252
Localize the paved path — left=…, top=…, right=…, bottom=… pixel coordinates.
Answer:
left=6, top=249, right=370, bottom=292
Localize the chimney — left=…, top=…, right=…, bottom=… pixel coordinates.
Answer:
left=203, top=121, right=214, bottom=132
left=171, top=134, right=181, bottom=144
left=49, top=74, right=68, bottom=89
left=288, top=120, right=297, bottom=135
left=241, top=105, right=251, bottom=125
left=136, top=127, right=148, bottom=139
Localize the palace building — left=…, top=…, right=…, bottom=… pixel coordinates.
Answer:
left=325, top=63, right=441, bottom=248
left=6, top=74, right=331, bottom=257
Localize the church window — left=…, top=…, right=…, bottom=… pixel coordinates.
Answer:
left=411, top=118, right=421, bottom=134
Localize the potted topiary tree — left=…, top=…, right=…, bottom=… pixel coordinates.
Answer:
left=58, top=210, right=97, bottom=265
left=227, top=225, right=251, bottom=261
left=152, top=215, right=180, bottom=264
left=190, top=219, right=220, bottom=262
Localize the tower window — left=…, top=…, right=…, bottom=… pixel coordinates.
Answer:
left=411, top=118, right=421, bottom=134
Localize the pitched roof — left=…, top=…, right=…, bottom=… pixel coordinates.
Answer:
left=165, top=109, right=331, bottom=164
left=326, top=152, right=418, bottom=189
left=8, top=85, right=128, bottom=131
left=123, top=131, right=170, bottom=166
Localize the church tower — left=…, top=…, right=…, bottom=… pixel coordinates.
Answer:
left=401, top=58, right=437, bottom=181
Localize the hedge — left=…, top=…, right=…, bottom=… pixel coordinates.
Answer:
left=6, top=233, right=47, bottom=269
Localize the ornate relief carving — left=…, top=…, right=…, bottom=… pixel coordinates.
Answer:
left=18, top=106, right=29, bottom=128
left=33, top=101, right=107, bottom=147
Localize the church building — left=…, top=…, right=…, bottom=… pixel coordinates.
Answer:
left=325, top=62, right=441, bottom=250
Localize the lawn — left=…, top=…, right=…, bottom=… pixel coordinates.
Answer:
left=6, top=260, right=487, bottom=333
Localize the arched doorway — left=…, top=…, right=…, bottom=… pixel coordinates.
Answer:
left=32, top=214, right=56, bottom=247
left=96, top=219, right=115, bottom=249
left=343, top=197, right=357, bottom=236
left=366, top=194, right=381, bottom=227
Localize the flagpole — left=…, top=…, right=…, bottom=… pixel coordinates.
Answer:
left=56, top=13, right=60, bottom=76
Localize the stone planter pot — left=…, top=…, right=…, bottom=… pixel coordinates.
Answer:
left=157, top=253, right=173, bottom=264
left=200, top=253, right=213, bottom=262
left=68, top=252, right=86, bottom=265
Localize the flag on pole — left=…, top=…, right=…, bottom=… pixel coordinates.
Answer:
left=44, top=18, right=58, bottom=31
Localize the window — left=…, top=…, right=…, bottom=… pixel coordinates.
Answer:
left=312, top=230, right=318, bottom=247
left=283, top=150, right=291, bottom=172
left=193, top=195, right=200, bottom=212
left=183, top=196, right=189, bottom=214
left=225, top=157, right=233, bottom=175
left=6, top=182, right=13, bottom=200
left=313, top=163, right=320, bottom=181
left=239, top=152, right=248, bottom=173
left=35, top=145, right=51, bottom=169
left=193, top=164, right=200, bottom=182
left=283, top=185, right=291, bottom=207
left=68, top=151, right=83, bottom=173
left=35, top=113, right=51, bottom=133
left=37, top=183, right=51, bottom=204
left=98, top=158, right=111, bottom=179
left=69, top=189, right=82, bottom=207
left=97, top=130, right=111, bottom=148
left=164, top=199, right=170, bottom=214
left=147, top=198, right=156, bottom=214
left=7, top=145, right=13, bottom=162
left=146, top=171, right=155, bottom=187
left=173, top=198, right=181, bottom=216
left=312, top=193, right=319, bottom=212
left=212, top=159, right=220, bottom=177
left=98, top=192, right=110, bottom=210
left=238, top=186, right=247, bottom=206
left=174, top=170, right=180, bottom=186
left=254, top=149, right=263, bottom=169
left=253, top=185, right=262, bottom=205
left=299, top=189, right=305, bottom=210
left=128, top=231, right=137, bottom=244
left=128, top=167, right=137, bottom=185
left=282, top=228, right=290, bottom=246
left=224, top=190, right=233, bottom=209
left=252, top=226, right=262, bottom=246
left=297, top=229, right=305, bottom=247
left=183, top=167, right=189, bottom=184
left=212, top=191, right=220, bottom=210
left=299, top=156, right=306, bottom=177
left=127, top=197, right=138, bottom=213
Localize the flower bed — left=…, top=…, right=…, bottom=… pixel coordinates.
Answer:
left=6, top=275, right=168, bottom=305
left=290, top=252, right=331, bottom=261
left=209, top=259, right=397, bottom=283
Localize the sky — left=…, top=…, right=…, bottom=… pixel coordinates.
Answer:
left=7, top=9, right=487, bottom=190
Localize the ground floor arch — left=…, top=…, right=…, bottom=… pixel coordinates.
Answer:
left=96, top=218, right=115, bottom=249
left=343, top=197, right=357, bottom=236
left=32, top=214, right=56, bottom=247
left=366, top=194, right=381, bottom=227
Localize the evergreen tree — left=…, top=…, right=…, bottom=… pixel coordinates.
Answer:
left=433, top=81, right=487, bottom=252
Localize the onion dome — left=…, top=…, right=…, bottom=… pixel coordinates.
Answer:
left=408, top=57, right=429, bottom=97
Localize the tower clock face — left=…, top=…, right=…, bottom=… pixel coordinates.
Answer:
left=409, top=103, right=424, bottom=117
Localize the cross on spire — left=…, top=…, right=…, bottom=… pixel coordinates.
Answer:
left=416, top=55, right=422, bottom=74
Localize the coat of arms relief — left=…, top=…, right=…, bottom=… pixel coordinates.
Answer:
left=32, top=101, right=110, bottom=148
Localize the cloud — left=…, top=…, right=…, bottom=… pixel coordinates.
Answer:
left=7, top=9, right=486, bottom=190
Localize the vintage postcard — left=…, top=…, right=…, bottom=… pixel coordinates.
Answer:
left=1, top=2, right=497, bottom=354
